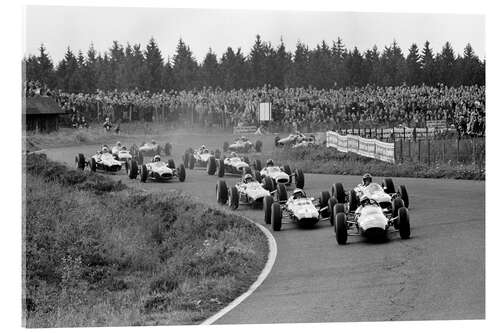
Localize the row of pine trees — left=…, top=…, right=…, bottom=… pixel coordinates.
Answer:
left=25, top=35, right=485, bottom=93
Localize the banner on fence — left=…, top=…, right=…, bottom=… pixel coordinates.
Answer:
left=259, top=103, right=272, bottom=121
left=426, top=119, right=447, bottom=129
left=233, top=125, right=258, bottom=134
left=326, top=131, right=395, bottom=163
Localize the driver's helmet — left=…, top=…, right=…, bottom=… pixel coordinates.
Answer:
left=105, top=117, right=110, bottom=122
left=153, top=155, right=161, bottom=162
left=200, top=145, right=206, bottom=150
left=101, top=146, right=109, bottom=154
left=151, top=140, right=156, bottom=145
left=292, top=188, right=306, bottom=199
left=362, top=173, right=373, bottom=186
left=243, top=173, right=254, bottom=183
left=230, top=152, right=237, bottom=157
left=266, top=159, right=274, bottom=167
left=116, top=141, right=121, bottom=147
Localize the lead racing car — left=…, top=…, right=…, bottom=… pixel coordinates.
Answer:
left=136, top=140, right=172, bottom=165
left=253, top=159, right=305, bottom=189
left=224, top=137, right=262, bottom=153
left=128, top=155, right=186, bottom=183
left=111, top=142, right=133, bottom=171
left=263, top=188, right=332, bottom=231
left=184, top=145, right=221, bottom=175
left=75, top=146, right=126, bottom=173
left=329, top=182, right=410, bottom=244
left=216, top=173, right=282, bottom=210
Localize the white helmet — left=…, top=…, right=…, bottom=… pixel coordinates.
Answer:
left=102, top=146, right=109, bottom=153
left=153, top=155, right=161, bottom=162
left=243, top=173, right=253, bottom=183
left=292, top=189, right=306, bottom=199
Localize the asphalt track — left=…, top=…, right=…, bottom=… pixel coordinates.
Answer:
left=45, top=145, right=485, bottom=323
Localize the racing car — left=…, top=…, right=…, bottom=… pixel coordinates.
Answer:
left=136, top=140, right=172, bottom=165
left=111, top=142, right=133, bottom=171
left=263, top=188, right=332, bottom=231
left=215, top=153, right=253, bottom=177
left=223, top=137, right=262, bottom=153
left=75, top=146, right=126, bottom=173
left=128, top=155, right=186, bottom=183
left=183, top=146, right=221, bottom=175
left=215, top=174, right=282, bottom=210
left=329, top=182, right=410, bottom=244
left=253, top=160, right=305, bottom=189
left=274, top=132, right=315, bottom=147
left=292, top=136, right=316, bottom=148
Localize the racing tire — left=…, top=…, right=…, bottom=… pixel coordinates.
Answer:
left=223, top=141, right=229, bottom=152
left=263, top=196, right=273, bottom=224
left=164, top=142, right=172, bottom=156
left=384, top=178, right=396, bottom=194
left=319, top=191, right=331, bottom=218
left=217, top=159, right=225, bottom=177
left=255, top=140, right=263, bottom=153
left=243, top=156, right=250, bottom=164
left=399, top=185, right=409, bottom=208
left=255, top=170, right=262, bottom=183
left=140, top=164, right=148, bottom=183
left=167, top=159, right=175, bottom=169
left=177, top=164, right=186, bottom=182
left=277, top=184, right=288, bottom=201
left=271, top=202, right=282, bottom=231
left=90, top=158, right=97, bottom=172
left=76, top=153, right=85, bottom=170
left=214, top=149, right=221, bottom=159
left=207, top=156, right=217, bottom=175
left=229, top=186, right=239, bottom=210
left=124, top=159, right=129, bottom=174
left=349, top=189, right=358, bottom=212
left=263, top=176, right=274, bottom=192
left=188, top=154, right=195, bottom=170
left=392, top=198, right=404, bottom=219
left=128, top=160, right=139, bottom=179
left=216, top=180, right=228, bottom=204
left=332, top=182, right=345, bottom=203
left=294, top=169, right=305, bottom=189
left=328, top=197, right=338, bottom=226
left=274, top=136, right=280, bottom=147
left=283, top=164, right=292, bottom=175
left=254, top=159, right=262, bottom=171
left=398, top=207, right=411, bottom=239
left=334, top=212, right=348, bottom=245
left=138, top=151, right=144, bottom=165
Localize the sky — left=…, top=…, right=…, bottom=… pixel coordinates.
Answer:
left=24, top=6, right=485, bottom=64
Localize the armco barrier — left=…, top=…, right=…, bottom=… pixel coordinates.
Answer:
left=326, top=131, right=395, bottom=163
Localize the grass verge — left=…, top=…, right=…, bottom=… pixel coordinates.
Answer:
left=248, top=146, right=484, bottom=180
left=24, top=153, right=268, bottom=327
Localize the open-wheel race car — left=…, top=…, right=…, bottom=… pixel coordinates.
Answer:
left=275, top=132, right=315, bottom=147
left=263, top=188, right=332, bottom=231
left=329, top=181, right=410, bottom=245
left=75, top=146, right=127, bottom=173
left=224, top=137, right=262, bottom=153
left=136, top=140, right=172, bottom=165
left=253, top=159, right=305, bottom=189
left=111, top=142, right=133, bottom=167
left=184, top=146, right=221, bottom=175
left=214, top=153, right=253, bottom=177
left=215, top=173, right=283, bottom=210
left=292, top=136, right=317, bottom=148
left=128, top=156, right=186, bottom=183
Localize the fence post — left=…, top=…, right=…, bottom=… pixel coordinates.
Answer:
left=426, top=127, right=429, bottom=139
left=403, top=127, right=406, bottom=140
left=418, top=139, right=421, bottom=163
left=97, top=102, right=100, bottom=122
left=408, top=140, right=412, bottom=161
left=457, top=137, right=460, bottom=163
left=400, top=139, right=404, bottom=163
left=442, top=140, right=446, bottom=162
left=427, top=139, right=431, bottom=166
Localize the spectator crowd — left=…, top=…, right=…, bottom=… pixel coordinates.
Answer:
left=25, top=81, right=485, bottom=137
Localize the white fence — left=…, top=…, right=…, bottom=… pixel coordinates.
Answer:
left=326, top=131, right=395, bottom=163
left=341, top=126, right=456, bottom=140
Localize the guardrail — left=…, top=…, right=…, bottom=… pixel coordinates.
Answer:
left=326, top=131, right=395, bottom=163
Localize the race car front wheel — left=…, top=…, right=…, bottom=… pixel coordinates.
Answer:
left=334, top=212, right=348, bottom=245
left=271, top=202, right=282, bottom=231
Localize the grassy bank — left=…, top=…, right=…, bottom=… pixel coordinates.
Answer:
left=24, top=154, right=268, bottom=327
left=249, top=146, right=484, bottom=180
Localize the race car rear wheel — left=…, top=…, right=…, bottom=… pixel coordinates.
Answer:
left=129, top=160, right=138, bottom=179
left=217, top=159, right=225, bottom=177
left=254, top=159, right=262, bottom=171
left=398, top=207, right=411, bottom=239
left=140, top=165, right=148, bottom=182
left=399, top=185, right=409, bottom=208
left=332, top=182, right=345, bottom=203
left=328, top=197, right=338, bottom=226
left=319, top=191, right=331, bottom=218
left=177, top=164, right=186, bottom=182
left=216, top=180, right=228, bottom=204
left=263, top=195, right=273, bottom=224
left=207, top=156, right=217, bottom=175
left=255, top=170, right=262, bottom=182
left=263, top=176, right=274, bottom=192
left=384, top=178, right=396, bottom=194
left=137, top=151, right=144, bottom=165
left=277, top=184, right=288, bottom=201
left=229, top=186, right=239, bottom=210
left=271, top=202, right=282, bottom=231
left=189, top=154, right=195, bottom=169
left=349, top=189, right=358, bottom=212
left=90, top=158, right=97, bottom=172
left=76, top=153, right=85, bottom=170
left=294, top=169, right=305, bottom=189
left=392, top=198, right=404, bottom=219
left=335, top=212, right=348, bottom=245
left=167, top=159, right=175, bottom=169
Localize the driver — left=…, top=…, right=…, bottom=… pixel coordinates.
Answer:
left=199, top=145, right=206, bottom=152
left=360, top=173, right=373, bottom=187
left=101, top=146, right=110, bottom=154
left=243, top=173, right=254, bottom=184
left=152, top=155, right=161, bottom=162
left=230, top=152, right=237, bottom=158
left=116, top=141, right=122, bottom=148
left=292, top=188, right=306, bottom=199
left=151, top=140, right=156, bottom=145
left=266, top=159, right=274, bottom=167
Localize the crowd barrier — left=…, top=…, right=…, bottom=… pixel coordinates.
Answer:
left=326, top=131, right=395, bottom=163
left=340, top=126, right=457, bottom=140
left=233, top=125, right=258, bottom=134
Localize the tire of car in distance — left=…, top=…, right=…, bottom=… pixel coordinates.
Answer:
left=263, top=195, right=273, bottom=224
left=384, top=178, right=396, bottom=194
left=217, top=159, right=225, bottom=177
left=392, top=198, right=404, bottom=220
left=137, top=151, right=144, bottom=165
left=90, top=157, right=97, bottom=172
left=399, top=184, right=409, bottom=208
left=140, top=164, right=148, bottom=182
left=129, top=160, right=138, bottom=179
left=255, top=170, right=262, bottom=182
left=349, top=189, right=358, bottom=212
left=271, top=202, right=282, bottom=231
left=398, top=207, right=411, bottom=239
left=254, top=159, right=262, bottom=171
left=216, top=180, right=228, bottom=204
left=207, top=156, right=217, bottom=175
left=76, top=153, right=85, bottom=170
left=263, top=176, right=274, bottom=192
left=335, top=212, right=348, bottom=245
left=277, top=184, right=288, bottom=201
left=320, top=191, right=331, bottom=218
left=332, top=182, right=345, bottom=203
left=294, top=169, right=305, bottom=189
left=229, top=186, right=239, bottom=210
left=177, top=164, right=186, bottom=182
left=167, top=159, right=175, bottom=169
left=328, top=197, right=338, bottom=226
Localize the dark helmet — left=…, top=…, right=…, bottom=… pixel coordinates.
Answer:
left=153, top=155, right=161, bottom=162
left=266, top=159, right=274, bottom=166
left=243, top=173, right=253, bottom=183
left=292, top=188, right=306, bottom=199
left=362, top=173, right=372, bottom=186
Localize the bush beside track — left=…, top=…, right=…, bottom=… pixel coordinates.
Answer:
left=24, top=154, right=268, bottom=327
left=250, top=145, right=484, bottom=180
